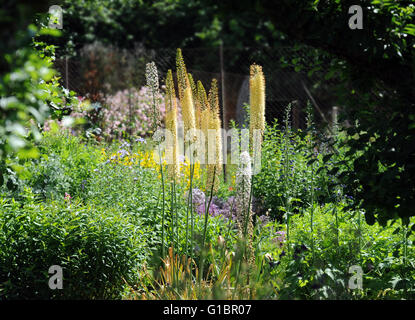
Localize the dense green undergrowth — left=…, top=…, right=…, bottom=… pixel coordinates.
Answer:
left=0, top=122, right=414, bottom=299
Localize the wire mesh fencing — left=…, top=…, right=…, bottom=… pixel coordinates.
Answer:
left=54, top=44, right=345, bottom=133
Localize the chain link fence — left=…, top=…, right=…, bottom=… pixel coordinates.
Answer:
left=54, top=44, right=343, bottom=132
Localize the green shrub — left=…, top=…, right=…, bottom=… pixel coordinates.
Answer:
left=254, top=120, right=328, bottom=219
left=0, top=188, right=149, bottom=299
left=19, top=129, right=101, bottom=200
left=274, top=203, right=415, bottom=299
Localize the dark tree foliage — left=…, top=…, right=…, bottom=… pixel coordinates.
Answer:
left=216, top=0, right=415, bottom=225
left=0, top=1, right=72, bottom=187
left=50, top=0, right=286, bottom=55
left=0, top=1, right=57, bottom=72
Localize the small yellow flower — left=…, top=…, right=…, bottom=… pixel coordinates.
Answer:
left=180, top=157, right=201, bottom=189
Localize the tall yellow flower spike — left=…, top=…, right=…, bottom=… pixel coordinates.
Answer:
left=197, top=80, right=210, bottom=154
left=188, top=73, right=198, bottom=102
left=182, top=87, right=196, bottom=136
left=176, top=49, right=196, bottom=137
left=197, top=81, right=210, bottom=168
left=189, top=73, right=201, bottom=130
left=165, top=69, right=180, bottom=179
left=249, top=64, right=266, bottom=151
left=176, top=48, right=188, bottom=101
left=206, top=79, right=222, bottom=191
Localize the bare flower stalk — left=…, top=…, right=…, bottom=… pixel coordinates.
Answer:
left=146, top=61, right=166, bottom=259
left=165, top=71, right=180, bottom=260
left=234, top=151, right=255, bottom=296
left=306, top=104, right=316, bottom=262
left=235, top=151, right=254, bottom=258
left=176, top=49, right=196, bottom=256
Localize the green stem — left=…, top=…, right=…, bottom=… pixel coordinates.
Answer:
left=402, top=221, right=408, bottom=295
left=174, top=179, right=178, bottom=251
left=199, top=167, right=216, bottom=285
left=202, top=167, right=216, bottom=248
left=402, top=220, right=407, bottom=267
left=150, top=86, right=166, bottom=261
left=189, top=162, right=195, bottom=255
left=284, top=130, right=291, bottom=256
left=184, top=140, right=195, bottom=257
left=310, top=163, right=315, bottom=264
left=170, top=181, right=176, bottom=250
left=358, top=209, right=362, bottom=264
left=158, top=144, right=166, bottom=259
left=334, top=189, right=340, bottom=256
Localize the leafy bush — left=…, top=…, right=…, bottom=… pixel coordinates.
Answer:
left=0, top=26, right=54, bottom=162
left=19, top=129, right=101, bottom=200
left=254, top=119, right=336, bottom=220
left=0, top=20, right=82, bottom=191
left=273, top=203, right=415, bottom=299
left=0, top=188, right=149, bottom=299
left=86, top=160, right=236, bottom=260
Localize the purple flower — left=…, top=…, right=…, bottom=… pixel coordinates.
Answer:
left=136, top=137, right=146, bottom=144
left=190, top=188, right=206, bottom=206
left=273, top=231, right=286, bottom=247
left=258, top=215, right=270, bottom=226
left=188, top=188, right=237, bottom=222
left=121, top=141, right=131, bottom=148
left=117, top=149, right=129, bottom=158
left=196, top=203, right=220, bottom=217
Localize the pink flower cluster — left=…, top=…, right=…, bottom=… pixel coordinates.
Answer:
left=102, top=86, right=171, bottom=138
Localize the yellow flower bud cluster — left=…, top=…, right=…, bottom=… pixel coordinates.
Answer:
left=165, top=70, right=180, bottom=179
left=176, top=49, right=196, bottom=136
left=166, top=50, right=266, bottom=192
left=172, top=49, right=224, bottom=191
left=206, top=79, right=222, bottom=191
left=249, top=64, right=266, bottom=155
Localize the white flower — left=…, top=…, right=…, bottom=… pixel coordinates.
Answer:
left=145, top=62, right=159, bottom=95
left=235, top=151, right=252, bottom=227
